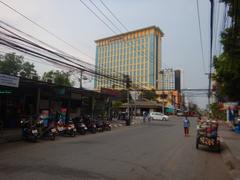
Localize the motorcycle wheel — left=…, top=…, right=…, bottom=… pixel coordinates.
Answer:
left=91, top=128, right=97, bottom=134
left=32, top=136, right=38, bottom=143
left=50, top=133, right=55, bottom=141
left=71, top=131, right=76, bottom=137
left=80, top=129, right=86, bottom=135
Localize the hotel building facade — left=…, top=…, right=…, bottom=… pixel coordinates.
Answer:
left=94, top=26, right=164, bottom=90
left=159, top=69, right=181, bottom=91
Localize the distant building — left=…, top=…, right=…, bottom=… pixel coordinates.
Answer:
left=159, top=69, right=181, bottom=91
left=94, top=26, right=164, bottom=90
left=157, top=69, right=182, bottom=110
left=174, top=70, right=181, bottom=92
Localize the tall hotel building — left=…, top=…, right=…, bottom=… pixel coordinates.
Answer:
left=94, top=26, right=164, bottom=90
left=159, top=69, right=182, bottom=91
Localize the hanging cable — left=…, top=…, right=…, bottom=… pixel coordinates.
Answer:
left=0, top=0, right=94, bottom=60
left=88, top=0, right=122, bottom=33
left=99, top=0, right=128, bottom=32
left=79, top=0, right=117, bottom=34
left=196, top=0, right=207, bottom=74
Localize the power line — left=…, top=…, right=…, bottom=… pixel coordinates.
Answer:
left=0, top=20, right=126, bottom=81
left=0, top=23, right=134, bottom=89
left=0, top=1, right=162, bottom=91
left=0, top=1, right=133, bottom=81
left=0, top=0, right=94, bottom=60
left=78, top=0, right=117, bottom=34
left=196, top=0, right=207, bottom=74
left=99, top=0, right=128, bottom=32
left=88, top=0, right=122, bottom=33
left=0, top=27, right=124, bottom=83
left=213, top=0, right=220, bottom=56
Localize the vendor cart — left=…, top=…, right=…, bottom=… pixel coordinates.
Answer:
left=196, top=120, right=221, bottom=152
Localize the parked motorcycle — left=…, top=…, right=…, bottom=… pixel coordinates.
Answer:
left=21, top=119, right=39, bottom=142
left=83, top=117, right=97, bottom=134
left=95, top=120, right=104, bottom=132
left=73, top=117, right=88, bottom=135
left=37, top=120, right=56, bottom=141
left=56, top=120, right=76, bottom=137
left=103, top=121, right=112, bottom=131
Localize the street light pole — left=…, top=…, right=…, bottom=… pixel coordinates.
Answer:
left=160, top=70, right=165, bottom=114
left=79, top=70, right=83, bottom=89
left=124, top=75, right=131, bottom=126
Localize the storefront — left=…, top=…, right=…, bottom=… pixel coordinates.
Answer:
left=0, top=75, right=111, bottom=129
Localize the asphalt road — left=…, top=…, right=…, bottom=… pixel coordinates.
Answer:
left=0, top=117, right=231, bottom=180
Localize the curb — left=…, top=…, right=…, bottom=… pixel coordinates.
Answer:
left=111, top=120, right=142, bottom=129
left=0, top=136, right=22, bottom=144
left=221, top=140, right=240, bottom=180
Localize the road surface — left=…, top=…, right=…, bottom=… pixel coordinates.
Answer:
left=0, top=117, right=231, bottom=180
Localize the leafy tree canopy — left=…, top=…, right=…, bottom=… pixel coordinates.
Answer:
left=0, top=53, right=37, bottom=78
left=141, top=89, right=157, bottom=101
left=42, top=70, right=74, bottom=87
left=213, top=1, right=240, bottom=101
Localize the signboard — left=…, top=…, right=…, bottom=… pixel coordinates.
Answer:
left=223, top=102, right=238, bottom=109
left=0, top=74, right=19, bottom=88
left=130, top=91, right=140, bottom=101
left=101, top=88, right=120, bottom=97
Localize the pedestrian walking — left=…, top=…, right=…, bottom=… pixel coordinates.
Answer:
left=143, top=111, right=147, bottom=123
left=183, top=116, right=190, bottom=136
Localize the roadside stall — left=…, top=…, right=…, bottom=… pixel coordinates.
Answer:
left=196, top=120, right=220, bottom=152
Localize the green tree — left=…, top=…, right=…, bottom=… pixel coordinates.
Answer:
left=141, top=89, right=157, bottom=101
left=209, top=103, right=226, bottom=120
left=112, top=101, right=123, bottom=111
left=0, top=53, right=37, bottom=78
left=0, top=53, right=23, bottom=75
left=20, top=61, right=37, bottom=78
left=213, top=1, right=240, bottom=101
left=42, top=70, right=74, bottom=87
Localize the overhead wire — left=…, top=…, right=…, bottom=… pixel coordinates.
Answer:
left=196, top=0, right=207, bottom=74
left=78, top=0, right=117, bottom=34
left=0, top=20, right=126, bottom=83
left=0, top=0, right=93, bottom=61
left=0, top=1, right=129, bottom=84
left=99, top=0, right=128, bottom=32
left=213, top=0, right=221, bottom=56
left=0, top=25, right=126, bottom=85
left=88, top=0, right=122, bottom=33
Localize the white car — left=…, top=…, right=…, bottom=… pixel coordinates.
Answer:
left=148, top=112, right=169, bottom=121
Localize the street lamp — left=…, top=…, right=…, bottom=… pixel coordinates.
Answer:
left=159, top=70, right=165, bottom=114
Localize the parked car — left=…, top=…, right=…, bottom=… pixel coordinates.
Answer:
left=176, top=109, right=184, bottom=116
left=176, top=111, right=184, bottom=116
left=148, top=112, right=169, bottom=121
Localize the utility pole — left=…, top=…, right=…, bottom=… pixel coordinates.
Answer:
left=208, top=0, right=214, bottom=110
left=124, top=75, right=131, bottom=126
left=79, top=70, right=83, bottom=89
left=160, top=70, right=165, bottom=114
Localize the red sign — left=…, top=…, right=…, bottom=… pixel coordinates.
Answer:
left=101, top=88, right=120, bottom=97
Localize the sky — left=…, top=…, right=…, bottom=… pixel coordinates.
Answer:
left=0, top=0, right=224, bottom=109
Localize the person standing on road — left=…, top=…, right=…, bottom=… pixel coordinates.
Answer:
left=183, top=116, right=190, bottom=136
left=143, top=111, right=147, bottom=123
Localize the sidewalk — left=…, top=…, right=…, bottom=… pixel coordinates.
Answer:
left=0, top=118, right=143, bottom=144
left=110, top=116, right=143, bottom=128
left=219, top=123, right=240, bottom=180
left=0, top=128, right=22, bottom=144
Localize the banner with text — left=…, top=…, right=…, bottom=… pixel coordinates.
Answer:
left=0, top=73, right=19, bottom=88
